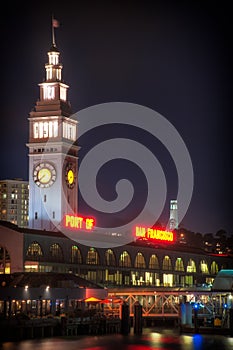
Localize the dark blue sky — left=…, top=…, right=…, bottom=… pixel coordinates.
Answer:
left=1, top=1, right=232, bottom=235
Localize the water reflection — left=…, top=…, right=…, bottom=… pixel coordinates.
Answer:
left=1, top=329, right=233, bottom=350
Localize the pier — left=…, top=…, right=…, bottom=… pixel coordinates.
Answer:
left=0, top=285, right=232, bottom=341
left=106, top=286, right=233, bottom=334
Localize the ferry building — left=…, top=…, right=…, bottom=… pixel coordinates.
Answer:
left=0, top=27, right=232, bottom=292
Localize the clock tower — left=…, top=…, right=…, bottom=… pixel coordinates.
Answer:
left=27, top=34, right=79, bottom=231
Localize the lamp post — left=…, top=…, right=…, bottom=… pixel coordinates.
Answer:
left=193, top=303, right=199, bottom=334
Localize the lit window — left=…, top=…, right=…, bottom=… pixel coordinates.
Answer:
left=26, top=242, right=43, bottom=257
left=134, top=252, right=146, bottom=268
left=175, top=257, right=184, bottom=271
left=60, top=86, right=66, bottom=101
left=49, top=243, right=63, bottom=260
left=210, top=261, right=219, bottom=274
left=200, top=260, right=209, bottom=274
left=162, top=255, right=172, bottom=270
left=71, top=245, right=82, bottom=264
left=187, top=259, right=196, bottom=273
left=86, top=247, right=99, bottom=264
left=105, top=249, right=116, bottom=266
left=43, top=85, right=55, bottom=100
left=119, top=251, right=131, bottom=267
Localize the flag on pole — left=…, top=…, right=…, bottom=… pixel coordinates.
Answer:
left=52, top=18, right=60, bottom=28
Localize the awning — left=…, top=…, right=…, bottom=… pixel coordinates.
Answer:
left=100, top=298, right=112, bottom=304
left=100, top=298, right=123, bottom=304
left=84, top=296, right=102, bottom=303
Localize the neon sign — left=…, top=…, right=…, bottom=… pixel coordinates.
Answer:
left=64, top=214, right=95, bottom=231
left=135, top=226, right=174, bottom=242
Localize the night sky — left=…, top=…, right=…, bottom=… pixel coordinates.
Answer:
left=1, top=1, right=232, bottom=235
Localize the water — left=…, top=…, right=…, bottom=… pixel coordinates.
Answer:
left=1, top=328, right=233, bottom=350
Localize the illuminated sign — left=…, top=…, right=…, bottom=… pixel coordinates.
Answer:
left=64, top=214, right=95, bottom=231
left=135, top=226, right=174, bottom=242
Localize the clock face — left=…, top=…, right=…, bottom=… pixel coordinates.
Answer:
left=65, top=163, right=76, bottom=189
left=33, top=162, right=56, bottom=188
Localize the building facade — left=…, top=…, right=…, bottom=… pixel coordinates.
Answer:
left=22, top=229, right=233, bottom=288
left=0, top=221, right=232, bottom=288
left=0, top=179, right=29, bottom=228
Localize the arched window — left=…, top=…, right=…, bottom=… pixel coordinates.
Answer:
left=0, top=246, right=11, bottom=274
left=119, top=251, right=131, bottom=267
left=105, top=249, right=116, bottom=266
left=210, top=261, right=219, bottom=274
left=187, top=259, right=196, bottom=272
left=175, top=257, right=184, bottom=271
left=86, top=247, right=99, bottom=265
left=134, top=252, right=146, bottom=268
left=49, top=243, right=63, bottom=260
left=149, top=254, right=159, bottom=269
left=162, top=255, right=172, bottom=270
left=200, top=259, right=209, bottom=274
left=71, top=245, right=82, bottom=264
left=26, top=241, right=43, bottom=257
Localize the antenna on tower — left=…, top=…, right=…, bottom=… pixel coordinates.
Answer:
left=51, top=14, right=60, bottom=48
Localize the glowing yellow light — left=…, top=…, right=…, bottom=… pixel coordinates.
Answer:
left=67, top=169, right=74, bottom=184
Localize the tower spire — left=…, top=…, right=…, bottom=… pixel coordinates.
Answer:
left=27, top=20, right=78, bottom=232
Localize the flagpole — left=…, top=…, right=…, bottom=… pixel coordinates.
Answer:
left=51, top=14, right=56, bottom=47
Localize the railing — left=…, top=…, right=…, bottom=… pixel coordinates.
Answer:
left=107, top=287, right=231, bottom=319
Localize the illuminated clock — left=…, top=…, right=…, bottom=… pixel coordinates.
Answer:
left=33, top=162, right=56, bottom=188
left=65, top=163, right=75, bottom=189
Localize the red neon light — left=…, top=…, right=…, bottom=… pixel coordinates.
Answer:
left=135, top=226, right=174, bottom=243
left=64, top=214, right=95, bottom=231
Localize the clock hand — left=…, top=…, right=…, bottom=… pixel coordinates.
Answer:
left=39, top=174, right=46, bottom=181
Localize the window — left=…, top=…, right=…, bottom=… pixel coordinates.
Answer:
left=105, top=249, right=116, bottom=266
left=187, top=259, right=196, bottom=273
left=119, top=251, right=131, bottom=268
left=175, top=257, right=184, bottom=271
left=71, top=245, right=82, bottom=264
left=86, top=247, right=99, bottom=265
left=149, top=254, right=159, bottom=269
left=163, top=274, right=173, bottom=287
left=210, top=261, right=219, bottom=274
left=200, top=259, right=209, bottom=274
left=60, top=86, right=67, bottom=101
left=26, top=242, right=43, bottom=257
left=33, top=120, right=58, bottom=139
left=134, top=252, right=146, bottom=268
left=62, top=121, right=76, bottom=141
left=49, top=243, right=63, bottom=260
left=43, top=86, right=55, bottom=100
left=0, top=246, right=11, bottom=274
left=162, top=255, right=172, bottom=270
left=48, top=52, right=59, bottom=65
